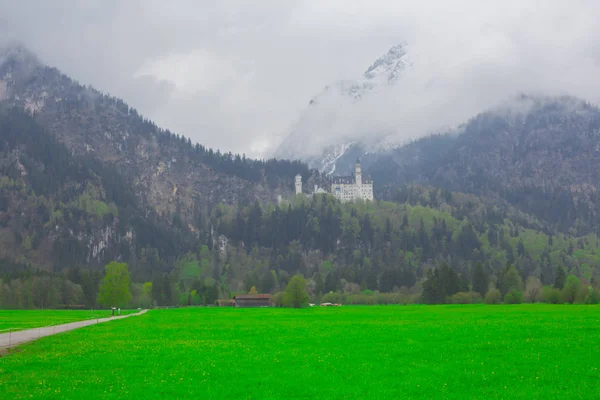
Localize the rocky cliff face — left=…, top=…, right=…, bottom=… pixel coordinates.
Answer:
left=0, top=45, right=311, bottom=270
left=0, top=108, right=142, bottom=269
left=0, top=45, right=306, bottom=221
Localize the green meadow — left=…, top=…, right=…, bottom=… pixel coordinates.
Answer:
left=0, top=309, right=138, bottom=332
left=1, top=305, right=600, bottom=399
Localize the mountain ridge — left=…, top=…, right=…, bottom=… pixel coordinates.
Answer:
left=0, top=44, right=316, bottom=271
left=2, top=46, right=600, bottom=309
left=275, top=43, right=412, bottom=164
left=371, top=95, right=600, bottom=234
left=0, top=44, right=312, bottom=210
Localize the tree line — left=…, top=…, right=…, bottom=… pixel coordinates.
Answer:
left=2, top=110, right=600, bottom=309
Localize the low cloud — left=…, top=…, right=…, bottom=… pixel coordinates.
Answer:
left=1, top=1, right=600, bottom=158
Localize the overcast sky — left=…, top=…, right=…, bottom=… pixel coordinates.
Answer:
left=2, top=1, right=600, bottom=158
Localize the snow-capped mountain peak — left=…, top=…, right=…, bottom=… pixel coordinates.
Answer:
left=363, top=42, right=411, bottom=83
left=309, top=42, right=412, bottom=105
left=275, top=43, right=412, bottom=164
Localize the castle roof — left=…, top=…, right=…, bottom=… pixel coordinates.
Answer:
left=332, top=176, right=353, bottom=184
left=332, top=175, right=372, bottom=184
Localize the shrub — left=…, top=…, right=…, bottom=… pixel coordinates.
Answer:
left=271, top=292, right=284, bottom=307
left=397, top=292, right=416, bottom=305
left=484, top=289, right=502, bottom=304
left=584, top=286, right=600, bottom=304
left=561, top=275, right=582, bottom=304
left=374, top=292, right=398, bottom=305
left=499, top=265, right=523, bottom=296
left=524, top=276, right=542, bottom=303
left=449, top=291, right=482, bottom=304
left=283, top=275, right=309, bottom=308
left=503, top=289, right=523, bottom=304
left=321, top=291, right=343, bottom=304
left=541, top=286, right=562, bottom=304
left=345, top=294, right=377, bottom=305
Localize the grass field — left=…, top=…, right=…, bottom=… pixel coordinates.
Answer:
left=0, top=309, right=139, bottom=332
left=1, top=305, right=600, bottom=399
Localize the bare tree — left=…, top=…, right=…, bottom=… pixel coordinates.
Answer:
left=525, top=276, right=542, bottom=303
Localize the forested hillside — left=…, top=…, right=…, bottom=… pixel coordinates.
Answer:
left=370, top=96, right=600, bottom=235
left=209, top=188, right=600, bottom=293
left=0, top=46, right=316, bottom=308
left=1, top=46, right=599, bottom=308
left=0, top=45, right=313, bottom=225
left=128, top=186, right=600, bottom=306
left=3, top=178, right=600, bottom=307
left=18, top=186, right=600, bottom=307
left=0, top=107, right=201, bottom=266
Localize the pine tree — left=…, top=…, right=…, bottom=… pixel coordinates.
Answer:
left=517, top=239, right=525, bottom=258
left=151, top=274, right=163, bottom=305
left=458, top=273, right=470, bottom=293
left=422, top=269, right=439, bottom=304
left=472, top=262, right=489, bottom=297
left=384, top=218, right=392, bottom=242
left=487, top=227, right=498, bottom=247
left=259, top=272, right=276, bottom=293
left=499, top=265, right=523, bottom=296
left=553, top=266, right=567, bottom=290
left=568, top=241, right=574, bottom=256
left=314, top=272, right=324, bottom=296
left=161, top=273, right=172, bottom=305
left=438, top=262, right=458, bottom=298
left=401, top=215, right=408, bottom=229
left=324, top=271, right=338, bottom=293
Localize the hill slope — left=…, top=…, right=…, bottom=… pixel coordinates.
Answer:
left=0, top=45, right=312, bottom=222
left=370, top=96, right=600, bottom=234
left=0, top=44, right=319, bottom=273
left=0, top=107, right=199, bottom=272
left=1, top=46, right=599, bottom=309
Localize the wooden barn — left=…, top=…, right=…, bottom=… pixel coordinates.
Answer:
left=234, top=294, right=272, bottom=308
left=217, top=299, right=235, bottom=307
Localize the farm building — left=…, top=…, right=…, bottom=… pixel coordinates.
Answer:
left=234, top=294, right=272, bottom=308
left=217, top=299, right=235, bottom=307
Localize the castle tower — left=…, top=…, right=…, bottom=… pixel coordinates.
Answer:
left=295, top=174, right=302, bottom=195
left=355, top=158, right=362, bottom=186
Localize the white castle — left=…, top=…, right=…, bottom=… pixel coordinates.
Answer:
left=294, top=159, right=374, bottom=203
left=331, top=158, right=374, bottom=202
left=295, top=175, right=327, bottom=198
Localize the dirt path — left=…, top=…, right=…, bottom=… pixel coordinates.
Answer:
left=0, top=309, right=148, bottom=350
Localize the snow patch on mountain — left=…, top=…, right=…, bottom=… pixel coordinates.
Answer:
left=309, top=43, right=412, bottom=105
left=314, top=142, right=354, bottom=175
left=275, top=43, right=413, bottom=163
left=364, top=43, right=412, bottom=84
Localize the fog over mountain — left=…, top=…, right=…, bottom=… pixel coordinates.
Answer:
left=2, top=1, right=600, bottom=158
